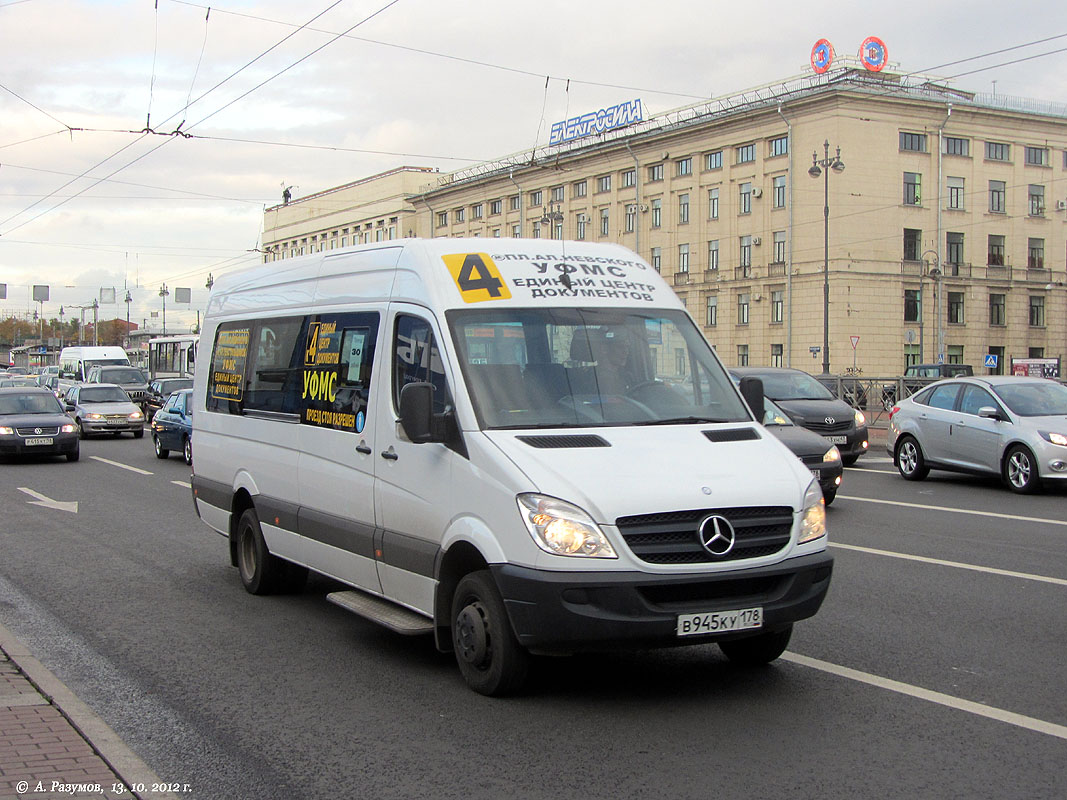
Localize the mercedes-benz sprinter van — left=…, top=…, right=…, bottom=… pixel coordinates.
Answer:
left=191, top=239, right=832, bottom=695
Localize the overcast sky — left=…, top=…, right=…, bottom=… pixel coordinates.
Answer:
left=1, top=0, right=1064, bottom=332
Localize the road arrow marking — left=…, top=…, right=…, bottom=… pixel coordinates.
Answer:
left=18, top=487, right=79, bottom=514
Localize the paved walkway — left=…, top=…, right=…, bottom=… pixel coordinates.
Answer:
left=0, top=624, right=176, bottom=800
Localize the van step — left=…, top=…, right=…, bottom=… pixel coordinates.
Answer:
left=326, top=590, right=434, bottom=636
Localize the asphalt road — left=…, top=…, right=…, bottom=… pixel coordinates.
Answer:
left=1, top=436, right=1065, bottom=800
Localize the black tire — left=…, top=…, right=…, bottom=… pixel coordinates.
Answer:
left=451, top=571, right=529, bottom=696
left=183, top=436, right=192, bottom=466
left=896, top=436, right=929, bottom=481
left=76, top=419, right=88, bottom=440
left=1003, top=444, right=1041, bottom=494
left=66, top=447, right=80, bottom=463
left=842, top=455, right=859, bottom=467
left=153, top=435, right=169, bottom=459
left=823, top=487, right=836, bottom=506
left=718, top=624, right=792, bottom=666
left=133, top=428, right=144, bottom=439
left=235, top=508, right=308, bottom=595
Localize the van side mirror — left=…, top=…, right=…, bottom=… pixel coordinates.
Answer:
left=399, top=382, right=435, bottom=443
left=739, top=376, right=765, bottom=423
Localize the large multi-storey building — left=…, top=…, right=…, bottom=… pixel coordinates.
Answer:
left=262, top=59, right=1067, bottom=376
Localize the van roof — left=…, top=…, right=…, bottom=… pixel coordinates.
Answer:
left=207, top=238, right=679, bottom=318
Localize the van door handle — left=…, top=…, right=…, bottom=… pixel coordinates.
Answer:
left=356, top=442, right=372, bottom=455
left=381, top=448, right=398, bottom=461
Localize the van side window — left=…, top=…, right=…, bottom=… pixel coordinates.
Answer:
left=207, top=323, right=252, bottom=413
left=301, top=312, right=379, bottom=432
left=394, top=315, right=452, bottom=415
left=246, top=318, right=304, bottom=413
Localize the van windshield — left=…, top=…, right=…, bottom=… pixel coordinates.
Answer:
left=448, top=308, right=750, bottom=429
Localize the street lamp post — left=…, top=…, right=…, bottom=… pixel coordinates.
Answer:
left=92, top=299, right=99, bottom=346
left=125, top=291, right=132, bottom=348
left=808, top=140, right=845, bottom=375
left=921, top=250, right=943, bottom=364
left=59, top=306, right=65, bottom=349
left=159, top=284, right=169, bottom=336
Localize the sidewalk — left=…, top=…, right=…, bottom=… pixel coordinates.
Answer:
left=0, top=623, right=177, bottom=800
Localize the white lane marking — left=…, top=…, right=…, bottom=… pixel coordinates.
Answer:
left=17, top=487, right=79, bottom=514
left=89, top=456, right=153, bottom=475
left=830, top=542, right=1067, bottom=587
left=845, top=466, right=897, bottom=474
left=782, top=652, right=1067, bottom=741
left=838, top=495, right=1067, bottom=527
left=171, top=480, right=191, bottom=489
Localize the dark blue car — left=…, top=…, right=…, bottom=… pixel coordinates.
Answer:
left=151, top=388, right=193, bottom=464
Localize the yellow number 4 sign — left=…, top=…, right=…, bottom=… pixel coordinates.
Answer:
left=443, top=253, right=512, bottom=303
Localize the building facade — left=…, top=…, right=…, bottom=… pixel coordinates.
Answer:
left=262, top=62, right=1067, bottom=377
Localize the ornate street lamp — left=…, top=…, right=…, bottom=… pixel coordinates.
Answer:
left=808, top=140, right=845, bottom=375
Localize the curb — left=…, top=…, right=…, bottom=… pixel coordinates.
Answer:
left=0, top=621, right=179, bottom=800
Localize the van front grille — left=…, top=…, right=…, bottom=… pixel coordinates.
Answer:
left=616, top=506, right=793, bottom=565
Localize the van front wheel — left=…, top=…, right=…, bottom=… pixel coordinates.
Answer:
left=235, top=508, right=308, bottom=595
left=451, top=571, right=529, bottom=696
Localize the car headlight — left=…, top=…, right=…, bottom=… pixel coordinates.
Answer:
left=854, top=409, right=866, bottom=426
left=0, top=426, right=13, bottom=435
left=799, top=479, right=827, bottom=544
left=517, top=494, right=617, bottom=558
left=129, top=411, right=144, bottom=421
left=823, top=446, right=841, bottom=463
left=61, top=424, right=75, bottom=433
left=86, top=413, right=104, bottom=420
left=1041, top=431, right=1067, bottom=447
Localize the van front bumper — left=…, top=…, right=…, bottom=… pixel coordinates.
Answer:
left=490, top=551, right=833, bottom=654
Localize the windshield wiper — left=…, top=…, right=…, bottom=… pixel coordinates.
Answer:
left=640, top=416, right=735, bottom=426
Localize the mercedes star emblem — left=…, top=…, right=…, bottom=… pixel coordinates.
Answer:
left=698, top=515, right=736, bottom=557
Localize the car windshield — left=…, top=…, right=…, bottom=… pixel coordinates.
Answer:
left=447, top=307, right=750, bottom=429
left=100, top=368, right=144, bottom=383
left=0, top=393, right=64, bottom=415
left=759, top=372, right=835, bottom=401
left=993, top=381, right=1067, bottom=417
left=81, top=387, right=130, bottom=403
left=161, top=379, right=193, bottom=393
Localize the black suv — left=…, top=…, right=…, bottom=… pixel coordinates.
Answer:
left=86, top=365, right=151, bottom=410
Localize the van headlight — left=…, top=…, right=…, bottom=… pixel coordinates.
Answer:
left=798, top=479, right=827, bottom=544
left=517, top=494, right=617, bottom=558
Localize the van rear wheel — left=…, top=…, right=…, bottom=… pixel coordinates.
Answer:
left=718, top=624, right=792, bottom=666
left=451, top=571, right=529, bottom=696
left=235, top=508, right=308, bottom=595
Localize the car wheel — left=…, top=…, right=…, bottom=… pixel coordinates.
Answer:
left=842, top=455, right=859, bottom=467
left=235, top=508, right=307, bottom=595
left=66, top=447, right=79, bottom=463
left=76, top=418, right=88, bottom=440
left=183, top=436, right=192, bottom=466
left=1003, top=445, right=1041, bottom=494
left=153, top=435, right=169, bottom=459
left=823, top=487, right=836, bottom=506
left=896, top=436, right=929, bottom=481
left=451, top=571, right=529, bottom=696
left=719, top=624, right=793, bottom=666
left=133, top=428, right=144, bottom=439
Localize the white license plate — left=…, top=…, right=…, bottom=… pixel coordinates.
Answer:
left=25, top=437, right=54, bottom=446
left=677, top=607, right=763, bottom=637
left=825, top=435, right=847, bottom=444
left=107, top=418, right=125, bottom=426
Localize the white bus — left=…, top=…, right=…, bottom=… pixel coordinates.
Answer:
left=148, top=335, right=198, bottom=379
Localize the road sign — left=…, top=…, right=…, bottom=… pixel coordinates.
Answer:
left=937, top=353, right=945, bottom=364
left=850, top=335, right=860, bottom=350
left=809, top=346, right=821, bottom=358
left=985, top=354, right=998, bottom=368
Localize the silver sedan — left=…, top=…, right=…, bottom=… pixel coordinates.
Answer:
left=886, top=375, right=1067, bottom=493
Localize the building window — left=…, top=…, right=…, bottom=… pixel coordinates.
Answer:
left=1029, top=347, right=1045, bottom=358
left=946, top=232, right=964, bottom=265
left=625, top=205, right=636, bottom=233
left=676, top=158, right=692, bottom=177
left=944, top=136, right=970, bottom=156
left=772, top=175, right=786, bottom=208
left=1025, top=146, right=1049, bottom=166
left=678, top=243, right=690, bottom=273
left=771, top=291, right=784, bottom=324
left=707, top=240, right=719, bottom=271
left=989, top=293, right=1006, bottom=326
left=772, top=231, right=786, bottom=264
left=947, top=176, right=965, bottom=210
left=705, top=151, right=722, bottom=171
left=989, top=180, right=1006, bottom=213
left=550, top=186, right=564, bottom=203
left=621, top=169, right=636, bottom=188
left=737, top=344, right=749, bottom=366
left=509, top=195, right=520, bottom=211
left=437, top=211, right=448, bottom=227
left=771, top=343, right=784, bottom=367
left=987, top=346, right=1005, bottom=375
left=577, top=217, right=586, bottom=240
left=455, top=208, right=465, bottom=223
left=532, top=221, right=541, bottom=239
left=492, top=229, right=501, bottom=238
left=769, top=135, right=788, bottom=157
left=904, top=289, right=920, bottom=322
left=678, top=193, right=690, bottom=224
left=739, top=182, right=752, bottom=214
left=947, top=345, right=965, bottom=365
left=903, top=228, right=922, bottom=262
left=903, top=172, right=922, bottom=205
left=739, top=235, right=752, bottom=269
left=736, top=143, right=755, bottom=164
left=600, top=207, right=610, bottom=237
left=1028, top=238, right=1045, bottom=269
left=651, top=198, right=661, bottom=228
left=490, top=199, right=502, bottom=215
left=554, top=221, right=563, bottom=240
left=1029, top=295, right=1045, bottom=327
left=737, top=294, right=750, bottom=325
left=573, top=181, right=587, bottom=198
left=472, top=203, right=484, bottom=220
left=596, top=175, right=611, bottom=193
left=900, top=132, right=927, bottom=152
left=650, top=247, right=661, bottom=272
left=988, top=235, right=1005, bottom=266
left=529, top=190, right=542, bottom=207
left=648, top=163, right=663, bottom=182
left=985, top=141, right=1011, bottom=162
left=512, top=224, right=521, bottom=237
left=706, top=295, right=718, bottom=327
left=1029, top=184, right=1045, bottom=216
left=708, top=187, right=719, bottom=220
left=948, top=291, right=965, bottom=324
